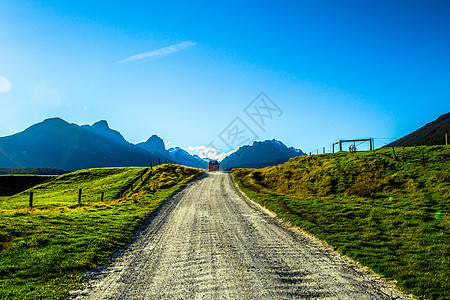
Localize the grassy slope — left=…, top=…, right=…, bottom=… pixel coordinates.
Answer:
left=233, top=146, right=449, bottom=300
left=0, top=164, right=202, bottom=299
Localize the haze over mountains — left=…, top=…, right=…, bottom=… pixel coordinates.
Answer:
left=0, top=118, right=304, bottom=171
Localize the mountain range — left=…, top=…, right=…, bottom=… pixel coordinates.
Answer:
left=220, top=139, right=305, bottom=170
left=0, top=118, right=304, bottom=171
left=0, top=118, right=156, bottom=170
left=386, top=112, right=450, bottom=147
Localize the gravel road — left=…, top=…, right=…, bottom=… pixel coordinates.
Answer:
left=70, top=172, right=410, bottom=299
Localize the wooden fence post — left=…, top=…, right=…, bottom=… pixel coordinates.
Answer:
left=446, top=133, right=448, bottom=145
left=323, top=147, right=325, bottom=154
left=29, top=192, right=33, bottom=208
left=78, top=188, right=82, bottom=205
left=392, top=147, right=397, bottom=160
left=101, top=192, right=104, bottom=202
left=158, top=158, right=160, bottom=165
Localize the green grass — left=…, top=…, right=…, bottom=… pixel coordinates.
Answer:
left=233, top=146, right=449, bottom=300
left=0, top=164, right=202, bottom=299
left=0, top=167, right=149, bottom=209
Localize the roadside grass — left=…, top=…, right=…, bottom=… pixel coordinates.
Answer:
left=0, top=167, right=148, bottom=210
left=233, top=146, right=449, bottom=300
left=0, top=164, right=202, bottom=299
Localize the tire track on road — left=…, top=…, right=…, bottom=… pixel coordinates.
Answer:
left=70, top=172, right=411, bottom=299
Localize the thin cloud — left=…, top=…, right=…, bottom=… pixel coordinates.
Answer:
left=118, top=41, right=197, bottom=64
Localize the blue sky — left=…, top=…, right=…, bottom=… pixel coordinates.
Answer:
left=0, top=0, right=449, bottom=157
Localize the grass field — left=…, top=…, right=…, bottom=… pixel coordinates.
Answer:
left=0, top=164, right=202, bottom=299
left=233, top=146, right=449, bottom=300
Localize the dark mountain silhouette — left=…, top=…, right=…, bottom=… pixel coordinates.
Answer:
left=386, top=112, right=450, bottom=147
left=81, top=120, right=127, bottom=144
left=0, top=118, right=304, bottom=171
left=136, top=136, right=208, bottom=169
left=169, top=147, right=208, bottom=169
left=0, top=118, right=158, bottom=170
left=135, top=135, right=172, bottom=162
left=220, top=139, right=305, bottom=170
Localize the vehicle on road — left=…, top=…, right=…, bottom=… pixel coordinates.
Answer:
left=208, top=160, right=219, bottom=171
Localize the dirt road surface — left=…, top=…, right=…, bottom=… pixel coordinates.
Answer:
left=70, top=172, right=410, bottom=299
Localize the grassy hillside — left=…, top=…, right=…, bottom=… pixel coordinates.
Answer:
left=1, top=167, right=148, bottom=209
left=0, top=164, right=202, bottom=299
left=233, top=146, right=449, bottom=300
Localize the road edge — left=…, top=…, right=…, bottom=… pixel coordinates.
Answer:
left=68, top=171, right=208, bottom=298
left=229, top=172, right=416, bottom=300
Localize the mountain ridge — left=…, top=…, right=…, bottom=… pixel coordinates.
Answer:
left=220, top=139, right=305, bottom=170
left=0, top=118, right=304, bottom=171
left=386, top=112, right=450, bottom=147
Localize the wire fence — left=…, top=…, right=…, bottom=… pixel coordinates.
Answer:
left=306, top=137, right=402, bottom=156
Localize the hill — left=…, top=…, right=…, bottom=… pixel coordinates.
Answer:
left=387, top=112, right=450, bottom=147
left=233, top=146, right=449, bottom=300
left=220, top=139, right=304, bottom=170
left=0, top=118, right=159, bottom=170
left=0, top=165, right=202, bottom=299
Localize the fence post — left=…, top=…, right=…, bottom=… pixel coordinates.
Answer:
left=392, top=147, right=397, bottom=160
left=150, top=162, right=153, bottom=169
left=158, top=158, right=160, bottom=165
left=446, top=133, right=448, bottom=145
left=323, top=147, right=325, bottom=154
left=165, top=159, right=167, bottom=164
left=78, top=188, right=82, bottom=205
left=101, top=192, right=104, bottom=202
left=29, top=192, right=33, bottom=208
